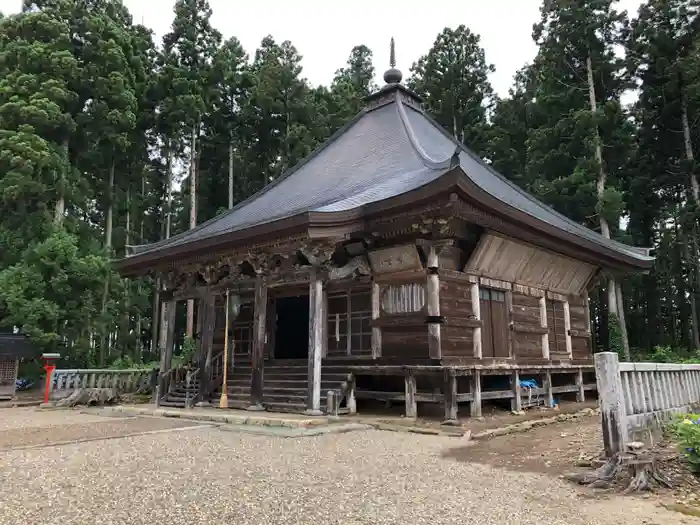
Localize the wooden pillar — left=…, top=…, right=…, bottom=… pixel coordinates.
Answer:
left=443, top=368, right=458, bottom=424
left=426, top=246, right=442, bottom=359
left=306, top=267, right=323, bottom=415
left=198, top=293, right=216, bottom=404
left=510, top=370, right=522, bottom=412
left=322, top=288, right=328, bottom=358
left=539, top=295, right=549, bottom=359
left=371, top=281, right=381, bottom=358
left=249, top=275, right=267, bottom=411
left=470, top=371, right=482, bottom=417
left=157, top=299, right=176, bottom=398
left=563, top=300, right=573, bottom=358
left=583, top=290, right=593, bottom=352
left=471, top=282, right=482, bottom=358
left=595, top=352, right=628, bottom=456
left=576, top=368, right=585, bottom=402
left=545, top=370, right=554, bottom=407
left=405, top=370, right=417, bottom=418
left=347, top=374, right=357, bottom=415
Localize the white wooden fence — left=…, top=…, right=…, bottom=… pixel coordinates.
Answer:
left=595, top=352, right=700, bottom=455
left=50, top=368, right=156, bottom=400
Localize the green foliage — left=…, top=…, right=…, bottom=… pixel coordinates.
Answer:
left=635, top=346, right=700, bottom=364
left=670, top=414, right=700, bottom=473
left=608, top=312, right=623, bottom=355
left=108, top=356, right=158, bottom=370
left=180, top=336, right=196, bottom=365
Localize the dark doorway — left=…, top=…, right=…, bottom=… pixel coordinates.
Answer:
left=274, top=295, right=309, bottom=359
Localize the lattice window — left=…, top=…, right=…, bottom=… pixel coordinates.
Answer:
left=547, top=299, right=568, bottom=357
left=0, top=359, right=16, bottom=386
left=327, top=287, right=372, bottom=357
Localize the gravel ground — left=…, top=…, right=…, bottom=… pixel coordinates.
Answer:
left=0, top=414, right=203, bottom=450
left=0, top=410, right=690, bottom=525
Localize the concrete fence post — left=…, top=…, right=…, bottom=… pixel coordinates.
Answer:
left=594, top=352, right=628, bottom=456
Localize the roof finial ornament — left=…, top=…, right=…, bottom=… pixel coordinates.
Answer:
left=383, top=37, right=403, bottom=84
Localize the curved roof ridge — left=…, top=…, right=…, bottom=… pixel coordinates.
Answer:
left=395, top=96, right=453, bottom=170
left=410, top=107, right=654, bottom=262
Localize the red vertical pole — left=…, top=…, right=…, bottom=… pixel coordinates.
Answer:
left=43, top=364, right=55, bottom=404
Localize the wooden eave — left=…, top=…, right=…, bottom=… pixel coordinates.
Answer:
left=116, top=167, right=653, bottom=278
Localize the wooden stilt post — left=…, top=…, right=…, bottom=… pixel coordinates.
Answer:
left=248, top=275, right=267, bottom=411
left=443, top=367, right=458, bottom=424
left=545, top=370, right=554, bottom=408
left=306, top=267, right=323, bottom=415
left=470, top=371, right=482, bottom=418
left=405, top=369, right=417, bottom=418
left=510, top=370, right=522, bottom=413
left=576, top=368, right=585, bottom=402
left=347, top=373, right=357, bottom=415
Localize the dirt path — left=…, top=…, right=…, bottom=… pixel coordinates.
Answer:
left=444, top=414, right=603, bottom=475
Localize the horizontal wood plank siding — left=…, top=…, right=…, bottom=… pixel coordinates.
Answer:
left=512, top=293, right=544, bottom=359
left=440, top=278, right=476, bottom=358
left=381, top=326, right=430, bottom=359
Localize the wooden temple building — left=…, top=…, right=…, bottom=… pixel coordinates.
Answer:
left=117, top=46, right=654, bottom=420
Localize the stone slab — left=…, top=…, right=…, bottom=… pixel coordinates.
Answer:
left=98, top=405, right=331, bottom=428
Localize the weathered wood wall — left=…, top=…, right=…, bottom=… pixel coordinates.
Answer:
left=569, top=295, right=592, bottom=360
left=376, top=279, right=429, bottom=359
left=439, top=275, right=474, bottom=358
left=465, top=232, right=596, bottom=294
left=511, top=293, right=544, bottom=359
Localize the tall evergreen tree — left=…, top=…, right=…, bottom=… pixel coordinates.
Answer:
left=525, top=0, right=634, bottom=355
left=408, top=25, right=495, bottom=156
left=159, top=0, right=221, bottom=337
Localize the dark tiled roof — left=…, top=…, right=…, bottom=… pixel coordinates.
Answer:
left=0, top=333, right=36, bottom=359
left=124, top=84, right=653, bottom=267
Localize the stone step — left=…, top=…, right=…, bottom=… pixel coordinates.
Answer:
left=159, top=399, right=186, bottom=408
left=222, top=398, right=308, bottom=413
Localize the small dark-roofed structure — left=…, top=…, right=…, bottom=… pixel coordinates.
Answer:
left=115, top=40, right=653, bottom=419
left=0, top=333, right=35, bottom=399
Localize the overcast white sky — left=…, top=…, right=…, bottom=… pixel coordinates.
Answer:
left=1, top=0, right=644, bottom=96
